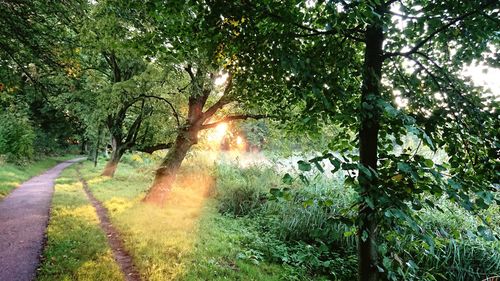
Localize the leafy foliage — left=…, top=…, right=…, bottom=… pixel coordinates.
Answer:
left=0, top=111, right=35, bottom=161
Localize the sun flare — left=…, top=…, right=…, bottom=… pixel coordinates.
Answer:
left=207, top=123, right=228, bottom=142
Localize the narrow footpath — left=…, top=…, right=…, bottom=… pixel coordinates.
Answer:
left=0, top=158, right=85, bottom=281
left=77, top=166, right=141, bottom=281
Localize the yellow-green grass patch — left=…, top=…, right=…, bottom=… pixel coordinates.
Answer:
left=37, top=165, right=123, bottom=281
left=0, top=155, right=79, bottom=200
left=79, top=159, right=295, bottom=280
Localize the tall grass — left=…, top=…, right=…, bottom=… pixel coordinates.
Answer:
left=74, top=157, right=302, bottom=280
left=212, top=161, right=500, bottom=281
left=213, top=163, right=278, bottom=216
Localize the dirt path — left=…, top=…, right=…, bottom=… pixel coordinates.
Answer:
left=0, top=158, right=85, bottom=281
left=77, top=166, right=141, bottom=281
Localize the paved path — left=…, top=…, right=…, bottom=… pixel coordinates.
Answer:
left=0, top=158, right=85, bottom=281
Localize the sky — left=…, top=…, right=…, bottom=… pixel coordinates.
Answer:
left=464, top=63, right=500, bottom=99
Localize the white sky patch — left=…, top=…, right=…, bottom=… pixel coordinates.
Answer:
left=336, top=3, right=344, bottom=13
left=463, top=63, right=500, bottom=99
left=393, top=90, right=409, bottom=108
left=214, top=72, right=229, bottom=86
left=305, top=0, right=316, bottom=8
left=434, top=92, right=444, bottom=101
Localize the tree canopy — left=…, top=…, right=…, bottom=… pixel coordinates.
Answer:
left=0, top=0, right=498, bottom=280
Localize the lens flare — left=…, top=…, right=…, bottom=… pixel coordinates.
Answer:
left=236, top=136, right=243, bottom=146
left=207, top=123, right=228, bottom=142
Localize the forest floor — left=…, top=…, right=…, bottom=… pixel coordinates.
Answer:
left=0, top=158, right=84, bottom=281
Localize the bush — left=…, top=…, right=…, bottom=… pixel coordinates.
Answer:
left=214, top=163, right=279, bottom=216
left=264, top=176, right=356, bottom=247
left=212, top=161, right=500, bottom=281
left=242, top=225, right=358, bottom=280
left=383, top=199, right=500, bottom=281
left=0, top=111, right=35, bottom=161
left=213, top=163, right=358, bottom=278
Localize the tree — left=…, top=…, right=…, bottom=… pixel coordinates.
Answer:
left=0, top=0, right=88, bottom=157
left=68, top=1, right=177, bottom=177
left=209, top=0, right=499, bottom=280
left=142, top=64, right=267, bottom=205
left=100, top=0, right=269, bottom=204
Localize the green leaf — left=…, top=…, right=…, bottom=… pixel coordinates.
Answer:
left=358, top=164, right=373, bottom=180
left=365, top=197, right=375, bottom=209
left=269, top=188, right=282, bottom=199
left=303, top=199, right=314, bottom=208
left=297, top=160, right=311, bottom=172
left=421, top=130, right=436, bottom=151
left=282, top=173, right=293, bottom=185
left=313, top=161, right=325, bottom=173
left=397, top=162, right=412, bottom=174
left=323, top=199, right=333, bottom=207
left=329, top=157, right=341, bottom=173
left=361, top=230, right=369, bottom=242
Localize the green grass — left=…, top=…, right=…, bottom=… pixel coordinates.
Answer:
left=76, top=158, right=303, bottom=281
left=36, top=165, right=123, bottom=281
left=0, top=155, right=79, bottom=199
left=39, top=153, right=499, bottom=281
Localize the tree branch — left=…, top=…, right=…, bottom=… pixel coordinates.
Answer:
left=202, top=73, right=234, bottom=121
left=135, top=143, right=173, bottom=154
left=200, top=114, right=269, bottom=130
left=81, top=66, right=111, bottom=78
left=184, top=64, right=195, bottom=81
left=140, top=95, right=181, bottom=127
left=384, top=1, right=494, bottom=59
left=124, top=100, right=145, bottom=146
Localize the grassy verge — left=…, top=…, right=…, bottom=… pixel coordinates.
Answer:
left=77, top=158, right=302, bottom=281
left=37, top=165, right=123, bottom=281
left=0, top=155, right=79, bottom=199
left=39, top=153, right=500, bottom=281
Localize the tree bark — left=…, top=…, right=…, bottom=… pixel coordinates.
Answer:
left=143, top=127, right=197, bottom=206
left=358, top=11, right=384, bottom=281
left=94, top=126, right=102, bottom=168
left=80, top=137, right=87, bottom=154
left=101, top=137, right=125, bottom=177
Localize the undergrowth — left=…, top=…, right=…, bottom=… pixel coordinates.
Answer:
left=76, top=157, right=303, bottom=280
left=213, top=160, right=500, bottom=281
left=40, top=152, right=499, bottom=281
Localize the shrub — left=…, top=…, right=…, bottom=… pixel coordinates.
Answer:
left=214, top=163, right=279, bottom=216
left=383, top=199, right=500, bottom=281
left=264, top=176, right=356, bottom=247
left=212, top=161, right=500, bottom=281
left=0, top=111, right=35, bottom=161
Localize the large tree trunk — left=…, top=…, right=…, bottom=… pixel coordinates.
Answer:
left=358, top=13, right=384, bottom=281
left=143, top=128, right=196, bottom=206
left=101, top=137, right=124, bottom=177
